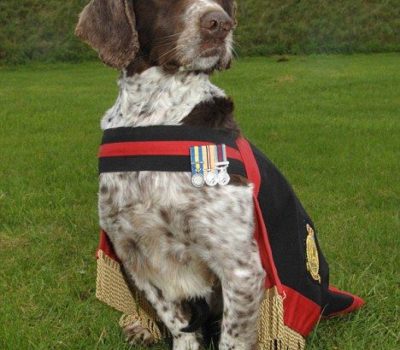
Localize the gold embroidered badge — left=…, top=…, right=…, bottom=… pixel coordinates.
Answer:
left=306, top=224, right=321, bottom=283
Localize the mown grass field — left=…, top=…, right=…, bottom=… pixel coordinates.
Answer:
left=0, top=54, right=399, bottom=349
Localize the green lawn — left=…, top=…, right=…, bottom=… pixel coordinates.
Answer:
left=0, top=54, right=399, bottom=349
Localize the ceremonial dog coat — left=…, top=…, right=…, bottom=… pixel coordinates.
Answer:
left=96, top=125, right=364, bottom=346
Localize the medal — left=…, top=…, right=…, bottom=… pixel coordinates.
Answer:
left=190, top=144, right=230, bottom=188
left=190, top=145, right=205, bottom=188
left=215, top=144, right=230, bottom=186
left=192, top=173, right=205, bottom=187
left=204, top=145, right=218, bottom=186
left=217, top=168, right=230, bottom=186
left=205, top=170, right=218, bottom=186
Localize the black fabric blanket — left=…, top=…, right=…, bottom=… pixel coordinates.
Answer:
left=98, top=125, right=364, bottom=337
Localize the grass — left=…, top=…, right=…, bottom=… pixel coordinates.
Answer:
left=2, top=0, right=400, bottom=64
left=0, top=53, right=399, bottom=349
left=235, top=0, right=400, bottom=56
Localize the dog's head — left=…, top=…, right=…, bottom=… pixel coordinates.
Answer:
left=75, top=0, right=237, bottom=73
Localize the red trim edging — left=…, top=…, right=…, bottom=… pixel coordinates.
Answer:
left=99, top=141, right=242, bottom=162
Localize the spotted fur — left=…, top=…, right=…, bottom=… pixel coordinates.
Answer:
left=76, top=0, right=265, bottom=349
left=101, top=67, right=226, bottom=129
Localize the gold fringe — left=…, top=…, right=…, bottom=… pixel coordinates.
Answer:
left=258, top=287, right=305, bottom=350
left=96, top=249, right=305, bottom=349
left=96, top=250, right=165, bottom=341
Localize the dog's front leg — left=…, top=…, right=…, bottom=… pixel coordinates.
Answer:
left=120, top=261, right=202, bottom=350
left=189, top=186, right=265, bottom=349
left=220, top=241, right=265, bottom=350
left=199, top=238, right=265, bottom=350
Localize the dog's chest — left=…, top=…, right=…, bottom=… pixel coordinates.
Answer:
left=98, top=67, right=253, bottom=300
left=99, top=171, right=254, bottom=301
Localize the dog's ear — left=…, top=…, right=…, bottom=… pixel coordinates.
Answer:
left=75, top=0, right=139, bottom=69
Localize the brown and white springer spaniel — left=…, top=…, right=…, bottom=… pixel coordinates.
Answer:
left=76, top=1, right=265, bottom=349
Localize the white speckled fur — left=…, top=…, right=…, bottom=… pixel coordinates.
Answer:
left=101, top=67, right=225, bottom=129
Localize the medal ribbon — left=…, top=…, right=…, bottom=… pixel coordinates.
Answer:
left=216, top=144, right=228, bottom=164
left=190, top=146, right=204, bottom=177
left=208, top=145, right=216, bottom=171
left=202, top=146, right=209, bottom=172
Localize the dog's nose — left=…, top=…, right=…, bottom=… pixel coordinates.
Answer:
left=200, top=11, right=233, bottom=39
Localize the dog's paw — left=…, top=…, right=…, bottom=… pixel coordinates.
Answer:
left=173, top=334, right=201, bottom=350
left=123, top=319, right=156, bottom=346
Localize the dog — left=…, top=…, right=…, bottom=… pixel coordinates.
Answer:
left=76, top=0, right=266, bottom=349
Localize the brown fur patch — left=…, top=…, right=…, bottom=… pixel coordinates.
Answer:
left=182, top=96, right=240, bottom=135
left=75, top=0, right=139, bottom=69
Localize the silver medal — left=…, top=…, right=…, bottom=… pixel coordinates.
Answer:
left=205, top=171, right=218, bottom=186
left=218, top=169, right=230, bottom=186
left=191, top=173, right=205, bottom=188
